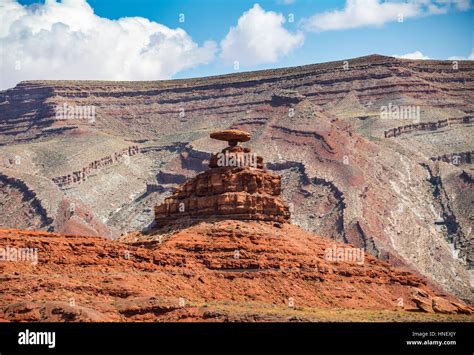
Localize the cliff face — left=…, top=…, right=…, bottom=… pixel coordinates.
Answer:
left=0, top=55, right=472, bottom=301
left=51, top=146, right=140, bottom=188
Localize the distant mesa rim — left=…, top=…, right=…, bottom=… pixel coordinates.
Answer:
left=210, top=130, right=251, bottom=145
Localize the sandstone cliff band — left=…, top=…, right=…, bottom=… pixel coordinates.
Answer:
left=52, top=145, right=140, bottom=188
left=384, top=116, right=472, bottom=138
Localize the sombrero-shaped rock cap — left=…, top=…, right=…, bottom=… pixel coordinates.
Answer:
left=210, top=129, right=251, bottom=144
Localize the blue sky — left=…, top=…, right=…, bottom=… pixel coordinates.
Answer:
left=60, top=0, right=474, bottom=76
left=2, top=0, right=472, bottom=89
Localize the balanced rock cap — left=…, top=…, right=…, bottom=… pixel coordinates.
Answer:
left=210, top=129, right=251, bottom=143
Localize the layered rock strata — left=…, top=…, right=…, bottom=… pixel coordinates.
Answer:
left=155, top=130, right=290, bottom=226
left=1, top=55, right=472, bottom=300
left=51, top=145, right=140, bottom=188
left=430, top=151, right=472, bottom=166
left=1, top=224, right=472, bottom=322
left=384, top=116, right=472, bottom=138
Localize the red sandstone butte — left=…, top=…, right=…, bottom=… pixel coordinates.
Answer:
left=154, top=130, right=290, bottom=227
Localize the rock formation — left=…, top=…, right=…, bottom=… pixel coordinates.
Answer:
left=271, top=89, right=306, bottom=106
left=155, top=130, right=290, bottom=226
left=430, top=150, right=472, bottom=166
left=1, top=224, right=473, bottom=322
left=0, top=55, right=472, bottom=301
left=51, top=145, right=140, bottom=188
left=383, top=116, right=472, bottom=138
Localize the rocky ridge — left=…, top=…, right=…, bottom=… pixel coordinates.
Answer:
left=1, top=223, right=472, bottom=322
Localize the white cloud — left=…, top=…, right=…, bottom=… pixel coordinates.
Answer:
left=393, top=51, right=430, bottom=59
left=220, top=4, right=304, bottom=66
left=448, top=50, right=474, bottom=60
left=301, top=0, right=471, bottom=32
left=442, top=0, right=472, bottom=11
left=301, top=0, right=421, bottom=32
left=0, top=0, right=217, bottom=90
